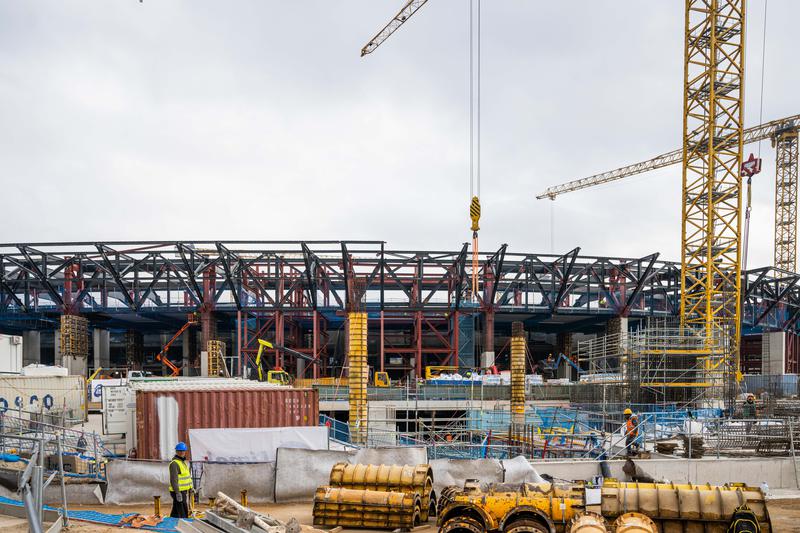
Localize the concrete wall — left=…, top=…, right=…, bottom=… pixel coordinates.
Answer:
left=763, top=332, right=787, bottom=375
left=530, top=457, right=799, bottom=489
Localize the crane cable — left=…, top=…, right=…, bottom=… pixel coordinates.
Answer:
left=469, top=0, right=481, bottom=299
left=743, top=0, right=769, bottom=272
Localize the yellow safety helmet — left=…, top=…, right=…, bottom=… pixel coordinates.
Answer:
left=623, top=408, right=633, bottom=415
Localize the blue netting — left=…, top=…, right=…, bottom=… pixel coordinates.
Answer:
left=0, top=495, right=184, bottom=532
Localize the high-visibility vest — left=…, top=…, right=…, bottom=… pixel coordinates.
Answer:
left=626, top=416, right=639, bottom=437
left=169, top=458, right=193, bottom=492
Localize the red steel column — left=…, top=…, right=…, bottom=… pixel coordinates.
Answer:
left=380, top=310, right=385, bottom=372
left=483, top=308, right=495, bottom=368
left=237, top=310, right=242, bottom=376
left=453, top=310, right=460, bottom=368
left=313, top=310, right=320, bottom=379
left=415, top=311, right=423, bottom=377
left=275, top=311, right=284, bottom=368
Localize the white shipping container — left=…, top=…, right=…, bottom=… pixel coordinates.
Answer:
left=0, top=334, right=23, bottom=374
left=0, top=375, right=87, bottom=423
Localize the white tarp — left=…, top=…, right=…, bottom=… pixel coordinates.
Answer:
left=189, top=426, right=328, bottom=462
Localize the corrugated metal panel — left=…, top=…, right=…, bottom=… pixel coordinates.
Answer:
left=0, top=375, right=86, bottom=421
left=135, top=387, right=319, bottom=460
left=132, top=379, right=283, bottom=392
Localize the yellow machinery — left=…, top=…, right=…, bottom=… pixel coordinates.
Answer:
left=313, top=487, right=421, bottom=529
left=329, top=462, right=435, bottom=521
left=254, top=339, right=292, bottom=385
left=436, top=480, right=770, bottom=533
left=425, top=366, right=459, bottom=380
left=374, top=371, right=390, bottom=387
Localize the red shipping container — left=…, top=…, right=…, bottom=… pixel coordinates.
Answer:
left=134, top=385, right=318, bottom=460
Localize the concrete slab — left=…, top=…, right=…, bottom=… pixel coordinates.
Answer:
left=274, top=448, right=355, bottom=503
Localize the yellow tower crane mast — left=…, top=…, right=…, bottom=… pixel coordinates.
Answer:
left=361, top=2, right=749, bottom=376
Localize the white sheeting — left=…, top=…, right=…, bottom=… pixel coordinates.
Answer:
left=188, top=426, right=328, bottom=462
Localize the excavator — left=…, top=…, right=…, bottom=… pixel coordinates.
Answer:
left=253, top=339, right=319, bottom=385
left=155, top=313, right=198, bottom=377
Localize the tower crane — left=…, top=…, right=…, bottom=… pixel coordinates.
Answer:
left=360, top=1, right=749, bottom=382
left=536, top=113, right=800, bottom=272
left=360, top=0, right=430, bottom=57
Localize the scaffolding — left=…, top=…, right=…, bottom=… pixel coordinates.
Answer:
left=577, top=320, right=731, bottom=409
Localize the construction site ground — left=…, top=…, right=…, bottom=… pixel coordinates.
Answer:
left=3, top=496, right=800, bottom=533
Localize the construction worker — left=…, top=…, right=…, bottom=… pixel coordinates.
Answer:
left=169, top=442, right=193, bottom=518
left=623, top=408, right=639, bottom=455
left=742, top=394, right=757, bottom=418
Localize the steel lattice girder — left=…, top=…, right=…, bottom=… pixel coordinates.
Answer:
left=680, top=1, right=745, bottom=351
left=774, top=131, right=799, bottom=271
left=0, top=240, right=797, bottom=331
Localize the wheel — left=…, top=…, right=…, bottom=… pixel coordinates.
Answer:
left=441, top=516, right=484, bottom=533
left=503, top=518, right=548, bottom=533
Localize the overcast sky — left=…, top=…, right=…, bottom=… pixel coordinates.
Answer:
left=0, top=1, right=795, bottom=268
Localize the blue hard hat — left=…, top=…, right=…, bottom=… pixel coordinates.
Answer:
left=175, top=442, right=187, bottom=452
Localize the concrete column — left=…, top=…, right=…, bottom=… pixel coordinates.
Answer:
left=182, top=330, right=192, bottom=376
left=22, top=331, right=41, bottom=366
left=54, top=330, right=62, bottom=367
left=296, top=357, right=306, bottom=377
left=481, top=309, right=495, bottom=368
left=762, top=332, right=787, bottom=375
left=556, top=332, right=573, bottom=380
left=606, top=316, right=629, bottom=338
left=93, top=329, right=111, bottom=370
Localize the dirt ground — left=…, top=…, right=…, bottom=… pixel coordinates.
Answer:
left=3, top=499, right=799, bottom=532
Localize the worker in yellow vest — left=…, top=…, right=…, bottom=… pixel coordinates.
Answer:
left=169, top=442, right=193, bottom=518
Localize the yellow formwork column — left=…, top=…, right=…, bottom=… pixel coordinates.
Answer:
left=348, top=312, right=368, bottom=445
left=510, top=321, right=526, bottom=425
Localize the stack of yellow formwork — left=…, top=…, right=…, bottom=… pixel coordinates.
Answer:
left=312, top=486, right=421, bottom=529
left=348, top=311, right=368, bottom=445
left=207, top=340, right=226, bottom=376
left=329, top=462, right=436, bottom=521
left=510, top=321, right=526, bottom=425
left=60, top=315, right=88, bottom=358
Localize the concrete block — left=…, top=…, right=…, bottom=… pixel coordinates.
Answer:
left=274, top=447, right=355, bottom=502
left=201, top=462, right=276, bottom=503
left=105, top=459, right=172, bottom=505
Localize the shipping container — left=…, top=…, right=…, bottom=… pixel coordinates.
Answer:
left=0, top=334, right=23, bottom=374
left=0, top=375, right=87, bottom=423
left=134, top=382, right=319, bottom=460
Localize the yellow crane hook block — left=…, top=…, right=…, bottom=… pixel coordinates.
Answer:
left=470, top=196, right=481, bottom=232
